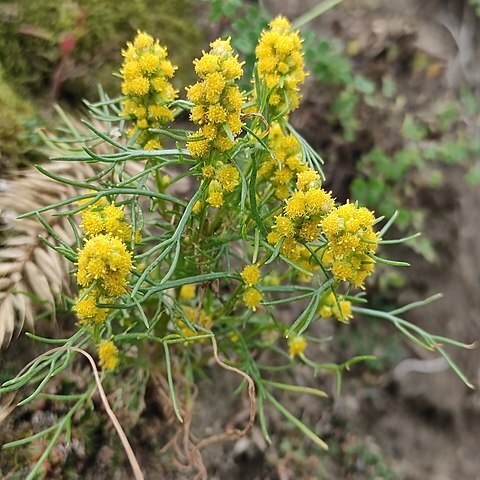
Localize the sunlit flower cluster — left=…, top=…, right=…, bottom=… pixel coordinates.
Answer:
left=80, top=201, right=136, bottom=243
left=258, top=123, right=308, bottom=200
left=76, top=234, right=133, bottom=297
left=321, top=203, right=379, bottom=288
left=120, top=31, right=177, bottom=148
left=267, top=167, right=334, bottom=266
left=203, top=162, right=240, bottom=208
left=186, top=38, right=244, bottom=158
left=75, top=202, right=135, bottom=327
left=255, top=16, right=305, bottom=115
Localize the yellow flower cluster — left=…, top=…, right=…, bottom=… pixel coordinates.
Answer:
left=267, top=167, right=334, bottom=264
left=75, top=202, right=135, bottom=325
left=186, top=38, right=244, bottom=158
left=241, top=264, right=261, bottom=286
left=179, top=284, right=196, bottom=301
left=321, top=203, right=379, bottom=288
left=203, top=163, right=240, bottom=208
left=240, top=264, right=262, bottom=310
left=98, top=340, right=119, bottom=371
left=177, top=306, right=213, bottom=339
left=77, top=234, right=133, bottom=297
left=121, top=31, right=177, bottom=148
left=320, top=292, right=353, bottom=323
left=243, top=287, right=263, bottom=311
left=288, top=335, right=307, bottom=358
left=258, top=123, right=308, bottom=200
left=255, top=16, right=305, bottom=115
left=80, top=202, right=135, bottom=243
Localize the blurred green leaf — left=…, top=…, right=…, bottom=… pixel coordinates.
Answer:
left=402, top=115, right=428, bottom=141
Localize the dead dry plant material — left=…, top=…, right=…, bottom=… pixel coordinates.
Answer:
left=158, top=336, right=257, bottom=480
left=0, top=159, right=148, bottom=349
left=0, top=162, right=97, bottom=348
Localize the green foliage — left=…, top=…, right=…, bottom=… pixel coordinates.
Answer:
left=208, top=0, right=243, bottom=22
left=469, top=0, right=480, bottom=17
left=343, top=440, right=398, bottom=480
left=304, top=33, right=352, bottom=85
left=0, top=67, right=39, bottom=168
left=0, top=0, right=201, bottom=99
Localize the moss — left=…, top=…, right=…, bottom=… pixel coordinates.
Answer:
left=0, top=0, right=203, bottom=101
left=0, top=67, right=37, bottom=169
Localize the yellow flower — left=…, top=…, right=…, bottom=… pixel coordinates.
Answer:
left=274, top=215, right=295, bottom=237
left=299, top=218, right=319, bottom=242
left=297, top=169, right=319, bottom=190
left=187, top=37, right=243, bottom=158
left=243, top=287, right=263, bottom=311
left=76, top=234, right=133, bottom=296
left=194, top=53, right=219, bottom=76
left=202, top=165, right=215, bottom=178
left=144, top=139, right=161, bottom=150
left=284, top=190, right=306, bottom=219
left=179, top=284, right=196, bottom=301
left=280, top=237, right=300, bottom=261
left=207, top=190, right=224, bottom=208
left=80, top=209, right=104, bottom=237
left=255, top=16, right=305, bottom=115
left=217, top=164, right=239, bottom=192
left=120, top=31, right=177, bottom=147
left=304, top=188, right=334, bottom=216
left=288, top=335, right=307, bottom=358
left=80, top=202, right=133, bottom=244
left=241, top=264, right=261, bottom=286
left=267, top=230, right=282, bottom=246
left=192, top=201, right=202, bottom=214
left=133, top=31, right=154, bottom=49
left=187, top=131, right=211, bottom=158
left=74, top=290, right=109, bottom=325
left=321, top=211, right=343, bottom=237
left=320, top=293, right=353, bottom=323
left=98, top=341, right=119, bottom=371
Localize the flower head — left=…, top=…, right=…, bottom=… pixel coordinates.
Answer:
left=255, top=16, right=305, bottom=115
left=98, top=341, right=119, bottom=371
left=243, top=287, right=263, bottom=311
left=241, top=264, right=261, bottom=286
left=74, top=290, right=110, bottom=325
left=320, top=202, right=379, bottom=288
left=120, top=31, right=177, bottom=147
left=179, top=284, right=196, bottom=301
left=319, top=292, right=353, bottom=323
left=76, top=234, right=133, bottom=297
left=288, top=335, right=307, bottom=358
left=187, top=38, right=244, bottom=158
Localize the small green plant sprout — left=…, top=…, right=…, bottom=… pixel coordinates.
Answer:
left=1, top=14, right=475, bottom=480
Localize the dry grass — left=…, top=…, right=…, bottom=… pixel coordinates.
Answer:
left=0, top=161, right=98, bottom=347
